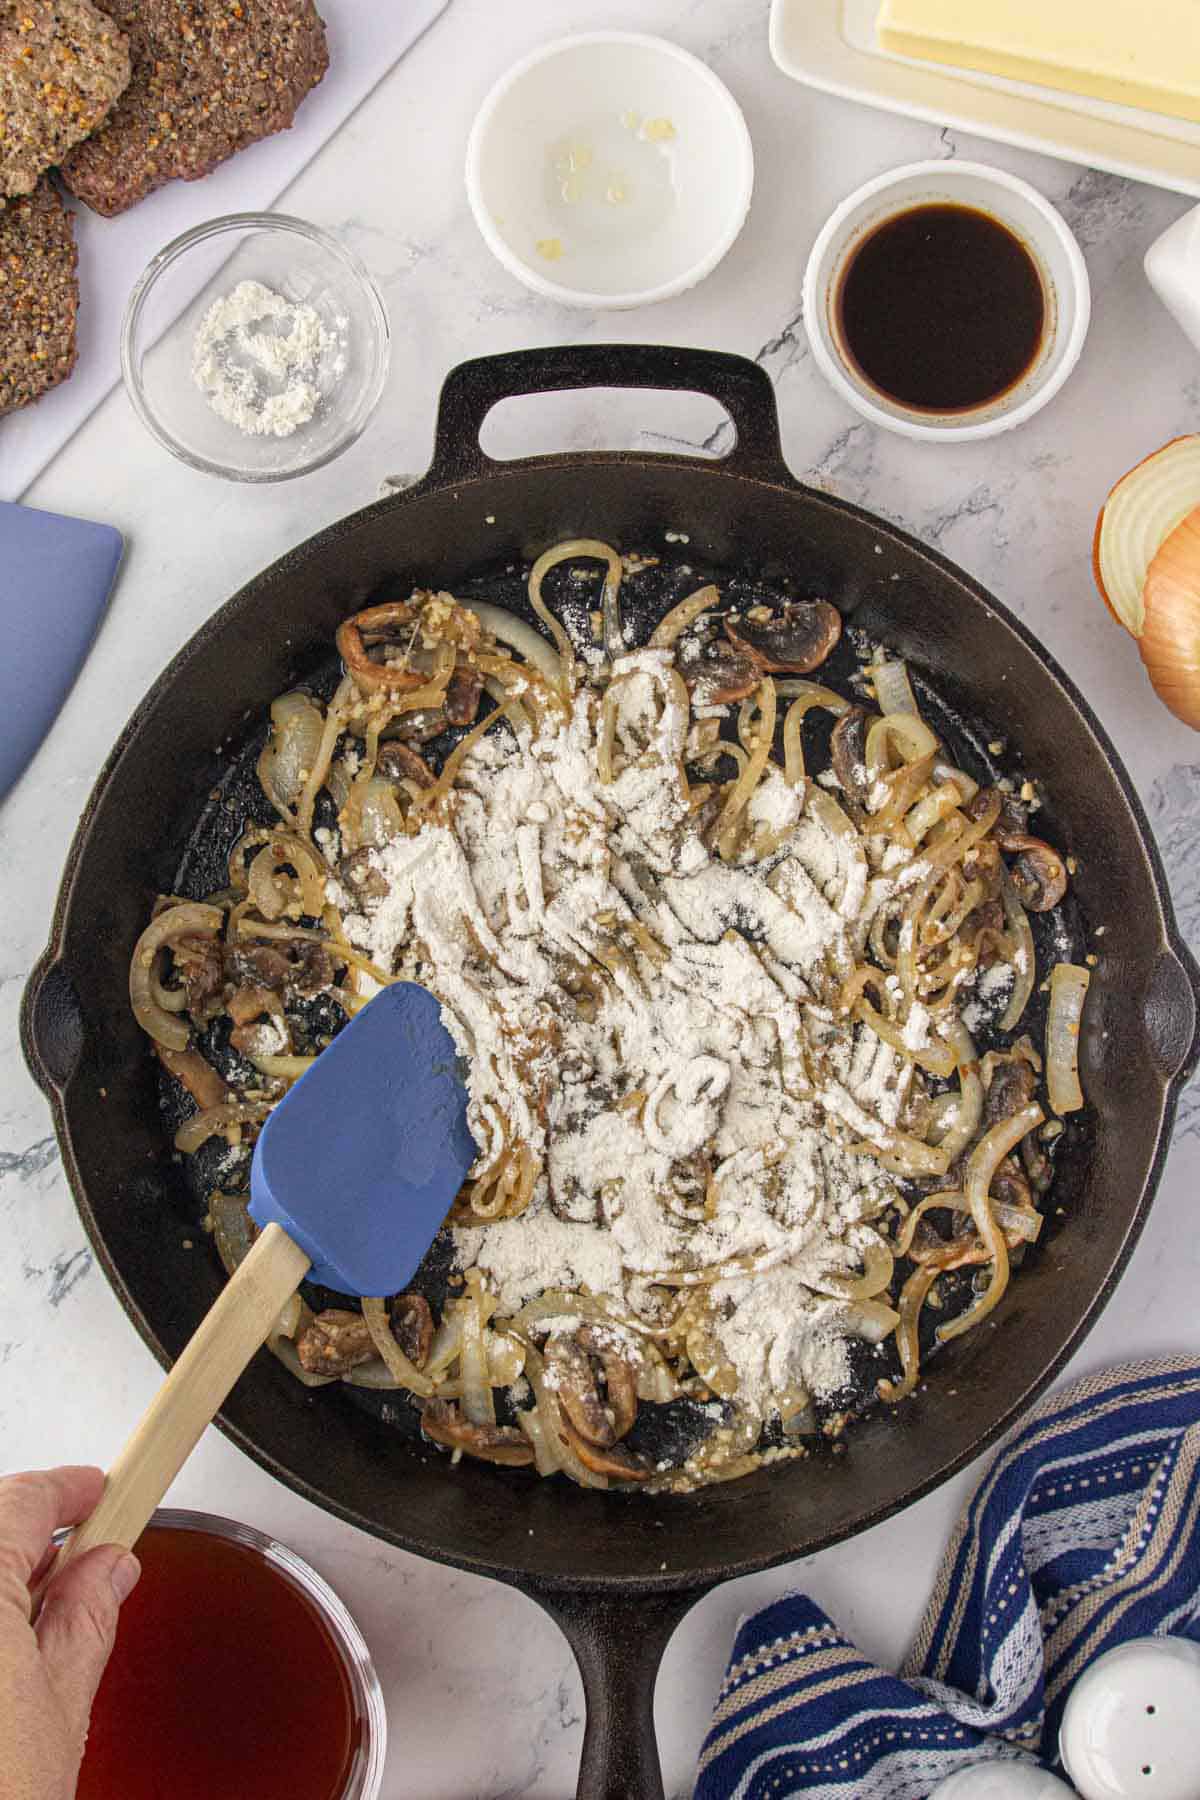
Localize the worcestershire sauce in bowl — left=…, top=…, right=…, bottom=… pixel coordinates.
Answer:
left=835, top=203, right=1045, bottom=413
left=77, top=1524, right=365, bottom=1800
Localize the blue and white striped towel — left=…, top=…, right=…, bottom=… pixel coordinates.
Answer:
left=697, top=1358, right=1200, bottom=1799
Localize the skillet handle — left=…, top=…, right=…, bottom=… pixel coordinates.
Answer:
left=21, top=950, right=85, bottom=1096
left=526, top=1581, right=710, bottom=1800
left=1144, top=939, right=1200, bottom=1088
left=426, top=345, right=789, bottom=487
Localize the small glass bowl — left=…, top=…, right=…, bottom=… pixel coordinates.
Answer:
left=121, top=213, right=390, bottom=482
left=73, top=1509, right=387, bottom=1799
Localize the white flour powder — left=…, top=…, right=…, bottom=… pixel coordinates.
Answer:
left=342, top=657, right=910, bottom=1412
left=192, top=279, right=347, bottom=439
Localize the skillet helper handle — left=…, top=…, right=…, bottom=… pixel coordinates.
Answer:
left=39, top=1224, right=309, bottom=1594
left=20, top=951, right=86, bottom=1095
left=1144, top=941, right=1200, bottom=1087
left=530, top=1583, right=708, bottom=1800
left=427, top=344, right=789, bottom=487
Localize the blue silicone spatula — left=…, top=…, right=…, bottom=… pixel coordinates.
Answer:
left=49, top=984, right=475, bottom=1580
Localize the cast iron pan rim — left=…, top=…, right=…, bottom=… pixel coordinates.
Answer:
left=20, top=449, right=1193, bottom=1595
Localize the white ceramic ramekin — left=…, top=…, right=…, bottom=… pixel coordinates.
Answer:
left=465, top=31, right=754, bottom=309
left=802, top=160, right=1091, bottom=443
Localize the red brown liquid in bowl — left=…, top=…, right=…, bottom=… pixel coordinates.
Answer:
left=835, top=202, right=1046, bottom=413
left=77, top=1526, right=362, bottom=1800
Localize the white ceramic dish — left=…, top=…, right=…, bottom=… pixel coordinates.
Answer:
left=1145, top=204, right=1200, bottom=356
left=465, top=31, right=754, bottom=309
left=770, top=0, right=1200, bottom=200
left=802, top=160, right=1091, bottom=442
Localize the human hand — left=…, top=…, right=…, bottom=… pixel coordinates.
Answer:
left=0, top=1467, right=140, bottom=1800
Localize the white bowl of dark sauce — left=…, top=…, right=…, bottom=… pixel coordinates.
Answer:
left=803, top=161, right=1090, bottom=442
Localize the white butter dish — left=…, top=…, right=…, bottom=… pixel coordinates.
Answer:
left=770, top=0, right=1200, bottom=199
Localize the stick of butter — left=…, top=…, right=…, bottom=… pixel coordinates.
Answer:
left=877, top=0, right=1200, bottom=125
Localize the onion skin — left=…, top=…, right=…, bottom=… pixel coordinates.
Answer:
left=1140, top=506, right=1200, bottom=730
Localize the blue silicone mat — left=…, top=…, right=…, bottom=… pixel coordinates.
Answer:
left=0, top=500, right=123, bottom=803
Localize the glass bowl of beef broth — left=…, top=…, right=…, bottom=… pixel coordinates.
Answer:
left=75, top=1511, right=386, bottom=1800
left=803, top=160, right=1090, bottom=442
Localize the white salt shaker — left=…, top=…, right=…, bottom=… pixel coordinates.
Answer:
left=1059, top=1636, right=1200, bottom=1800
left=928, top=1765, right=1077, bottom=1797
left=1145, top=205, right=1200, bottom=355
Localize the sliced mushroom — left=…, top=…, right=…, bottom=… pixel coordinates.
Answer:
left=1006, top=836, right=1068, bottom=912
left=296, top=1309, right=376, bottom=1376
left=225, top=939, right=335, bottom=998
left=558, top=1413, right=651, bottom=1482
left=289, top=940, right=336, bottom=996
left=725, top=600, right=842, bottom=674
left=662, top=1150, right=712, bottom=1221
left=338, top=847, right=390, bottom=903
left=829, top=706, right=871, bottom=807
left=545, top=1335, right=615, bottom=1447
left=679, top=639, right=763, bottom=707
left=228, top=984, right=289, bottom=1057
left=376, top=741, right=435, bottom=789
left=443, top=666, right=485, bottom=727
left=420, top=1398, right=535, bottom=1467
left=225, top=944, right=290, bottom=990
left=964, top=897, right=1005, bottom=942
left=689, top=788, right=726, bottom=847
left=390, top=1292, right=434, bottom=1368
left=378, top=666, right=486, bottom=744
left=991, top=1156, right=1033, bottom=1214
left=228, top=983, right=279, bottom=1029
left=577, top=1325, right=639, bottom=1440
left=155, top=1044, right=230, bottom=1111
left=983, top=1058, right=1038, bottom=1128
left=337, top=595, right=482, bottom=696
left=1021, top=1129, right=1054, bottom=1196
left=387, top=708, right=450, bottom=745
left=962, top=839, right=1003, bottom=891
left=336, top=601, right=426, bottom=694
left=992, top=793, right=1030, bottom=850
left=172, top=932, right=226, bottom=1020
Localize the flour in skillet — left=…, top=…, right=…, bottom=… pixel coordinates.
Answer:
left=342, top=652, right=905, bottom=1419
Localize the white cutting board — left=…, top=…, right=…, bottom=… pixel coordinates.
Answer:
left=0, top=0, right=448, bottom=502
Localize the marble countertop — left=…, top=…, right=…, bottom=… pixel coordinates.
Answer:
left=3, top=2, right=1199, bottom=1794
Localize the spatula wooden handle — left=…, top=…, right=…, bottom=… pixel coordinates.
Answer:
left=49, top=1223, right=310, bottom=1579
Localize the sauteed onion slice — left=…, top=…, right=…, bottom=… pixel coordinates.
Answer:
left=1046, top=962, right=1091, bottom=1116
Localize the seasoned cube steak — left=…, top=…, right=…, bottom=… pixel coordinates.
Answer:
left=0, top=0, right=131, bottom=198
left=0, top=179, right=78, bottom=414
left=59, top=0, right=328, bottom=217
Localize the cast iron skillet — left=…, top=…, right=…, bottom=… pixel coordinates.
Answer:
left=23, top=346, right=1200, bottom=1799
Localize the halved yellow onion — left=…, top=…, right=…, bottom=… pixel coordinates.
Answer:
left=1140, top=505, right=1200, bottom=730
left=1094, top=434, right=1200, bottom=637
